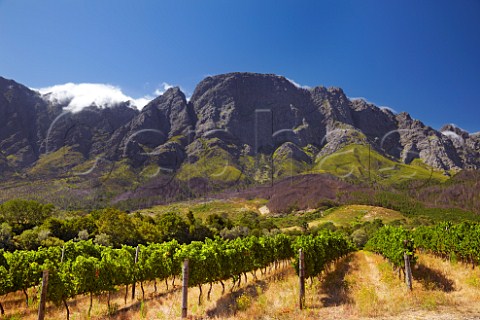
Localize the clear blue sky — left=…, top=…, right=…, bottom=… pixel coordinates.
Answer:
left=1, top=0, right=479, bottom=132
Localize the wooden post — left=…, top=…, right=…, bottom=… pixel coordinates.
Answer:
left=299, top=249, right=305, bottom=310
left=404, top=252, right=413, bottom=290
left=403, top=240, right=413, bottom=290
left=132, top=245, right=139, bottom=300
left=61, top=245, right=65, bottom=263
left=37, top=270, right=49, bottom=320
left=181, top=259, right=189, bottom=318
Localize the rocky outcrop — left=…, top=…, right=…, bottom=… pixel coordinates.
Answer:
left=441, top=124, right=480, bottom=170
left=111, top=87, right=194, bottom=167
left=0, top=77, right=52, bottom=169
left=39, top=103, right=138, bottom=158
left=186, top=73, right=471, bottom=171
left=190, top=73, right=312, bottom=152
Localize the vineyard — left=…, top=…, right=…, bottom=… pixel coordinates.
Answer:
left=1, top=223, right=480, bottom=319
left=0, top=231, right=353, bottom=319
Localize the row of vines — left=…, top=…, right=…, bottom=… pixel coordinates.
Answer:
left=413, top=221, right=480, bottom=267
left=365, top=222, right=480, bottom=282
left=0, top=231, right=354, bottom=319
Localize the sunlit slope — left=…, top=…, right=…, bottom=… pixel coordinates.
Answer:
left=313, top=144, right=449, bottom=185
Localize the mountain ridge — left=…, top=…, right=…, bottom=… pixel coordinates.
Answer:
left=1, top=73, right=479, bottom=187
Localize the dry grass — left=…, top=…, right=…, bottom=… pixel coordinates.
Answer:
left=414, top=253, right=480, bottom=315
left=1, top=252, right=480, bottom=319
left=308, top=205, right=407, bottom=229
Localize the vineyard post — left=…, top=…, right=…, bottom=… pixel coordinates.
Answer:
left=37, top=270, right=49, bottom=320
left=299, top=249, right=305, bottom=310
left=132, top=245, right=139, bottom=300
left=181, top=259, right=189, bottom=318
left=403, top=240, right=413, bottom=290
left=61, top=245, right=65, bottom=263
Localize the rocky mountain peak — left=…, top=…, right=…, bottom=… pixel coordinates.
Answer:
left=0, top=72, right=478, bottom=179
left=440, top=124, right=470, bottom=139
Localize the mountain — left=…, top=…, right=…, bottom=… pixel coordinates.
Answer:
left=0, top=73, right=478, bottom=206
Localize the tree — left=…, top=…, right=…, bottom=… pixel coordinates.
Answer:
left=206, top=213, right=233, bottom=232
left=13, top=228, right=41, bottom=250
left=0, top=223, right=13, bottom=250
left=186, top=212, right=213, bottom=242
left=94, top=233, right=112, bottom=247
left=96, top=209, right=138, bottom=247
left=237, top=211, right=260, bottom=230
left=0, top=199, right=54, bottom=233
left=43, top=217, right=77, bottom=241
left=351, top=229, right=368, bottom=248
left=131, top=215, right=161, bottom=244
left=156, top=212, right=189, bottom=243
left=72, top=215, right=97, bottom=236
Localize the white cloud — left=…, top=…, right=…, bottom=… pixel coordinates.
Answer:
left=37, top=83, right=154, bottom=112
left=349, top=97, right=373, bottom=104
left=36, top=82, right=190, bottom=113
left=154, top=82, right=174, bottom=96
left=380, top=106, right=398, bottom=114
left=441, top=130, right=461, bottom=139
left=349, top=97, right=398, bottom=114
left=444, top=123, right=468, bottom=133
left=441, top=130, right=464, bottom=144
left=285, top=77, right=311, bottom=89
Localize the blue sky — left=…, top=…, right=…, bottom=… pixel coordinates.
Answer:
left=1, top=0, right=479, bottom=132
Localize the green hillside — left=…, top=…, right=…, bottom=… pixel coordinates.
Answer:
left=312, top=144, right=449, bottom=185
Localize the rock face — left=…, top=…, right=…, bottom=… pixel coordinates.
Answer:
left=40, top=103, right=138, bottom=158
left=0, top=73, right=478, bottom=180
left=0, top=77, right=52, bottom=170
left=110, top=87, right=194, bottom=167
left=440, top=124, right=480, bottom=170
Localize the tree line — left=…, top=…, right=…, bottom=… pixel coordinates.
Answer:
left=0, top=199, right=279, bottom=251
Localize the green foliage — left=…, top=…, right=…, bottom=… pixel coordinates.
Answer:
left=176, top=142, right=244, bottom=183
left=314, top=144, right=448, bottom=185
left=94, top=233, right=113, bottom=247
left=106, top=161, right=138, bottom=189
left=43, top=218, right=78, bottom=242
left=13, top=228, right=41, bottom=250
left=0, top=232, right=358, bottom=316
left=29, top=146, right=84, bottom=177
left=351, top=229, right=368, bottom=248
left=95, top=208, right=139, bottom=246
left=174, top=234, right=294, bottom=288
left=205, top=213, right=233, bottom=231
left=72, top=255, right=102, bottom=295
left=414, top=222, right=480, bottom=266
left=0, top=223, right=13, bottom=250
left=364, top=225, right=416, bottom=268
left=344, top=191, right=479, bottom=223
left=131, top=214, right=161, bottom=243
left=156, top=211, right=190, bottom=243
left=270, top=209, right=324, bottom=229
left=292, top=231, right=354, bottom=279
left=44, top=260, right=76, bottom=307
left=0, top=199, right=54, bottom=233
left=233, top=211, right=278, bottom=234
